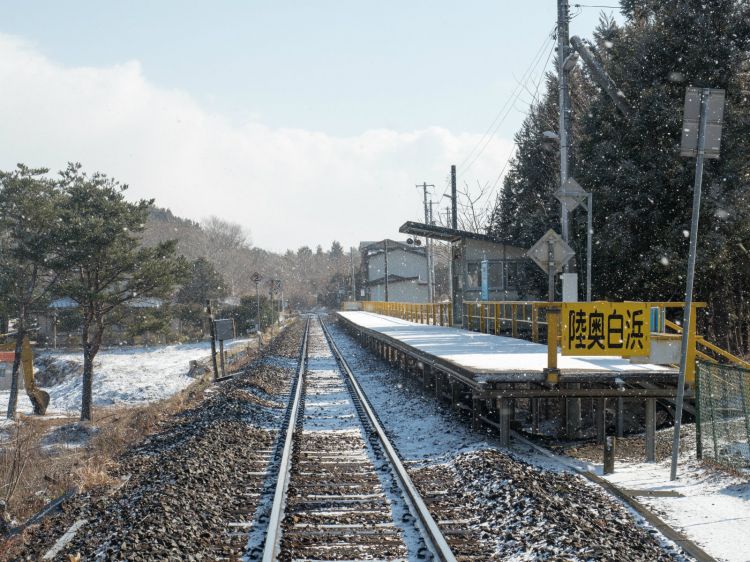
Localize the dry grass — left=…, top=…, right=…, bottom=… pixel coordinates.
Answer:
left=0, top=320, right=292, bottom=527
left=0, top=374, right=211, bottom=525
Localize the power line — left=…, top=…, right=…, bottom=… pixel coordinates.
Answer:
left=457, top=28, right=555, bottom=175
left=489, top=42, right=556, bottom=194
left=459, top=33, right=553, bottom=174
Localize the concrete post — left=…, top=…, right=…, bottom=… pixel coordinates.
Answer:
left=566, top=384, right=581, bottom=439
left=451, top=380, right=461, bottom=410
left=596, top=397, right=606, bottom=445
left=498, top=397, right=511, bottom=447
left=645, top=398, right=656, bottom=462
left=472, top=396, right=483, bottom=430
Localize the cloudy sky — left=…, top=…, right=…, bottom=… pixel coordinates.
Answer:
left=0, top=1, right=619, bottom=252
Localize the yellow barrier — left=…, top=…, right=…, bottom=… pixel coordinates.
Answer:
left=361, top=300, right=452, bottom=327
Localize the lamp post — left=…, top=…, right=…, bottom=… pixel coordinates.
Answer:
left=251, top=272, right=262, bottom=332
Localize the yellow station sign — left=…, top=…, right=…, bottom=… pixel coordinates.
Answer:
left=561, top=302, right=650, bottom=357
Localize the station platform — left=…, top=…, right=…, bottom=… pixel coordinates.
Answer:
left=336, top=310, right=678, bottom=390
left=336, top=310, right=686, bottom=450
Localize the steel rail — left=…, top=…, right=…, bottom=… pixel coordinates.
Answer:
left=261, top=317, right=310, bottom=562
left=319, top=317, right=458, bottom=562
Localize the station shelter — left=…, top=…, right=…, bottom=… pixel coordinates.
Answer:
left=398, top=221, right=539, bottom=325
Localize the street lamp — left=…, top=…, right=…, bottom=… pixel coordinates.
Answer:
left=251, top=272, right=262, bottom=332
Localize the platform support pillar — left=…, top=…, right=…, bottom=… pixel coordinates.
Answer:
left=472, top=396, right=483, bottom=430
left=645, top=398, right=656, bottom=462
left=498, top=397, right=511, bottom=447
left=532, top=398, right=540, bottom=434
left=616, top=397, right=624, bottom=438
left=451, top=380, right=461, bottom=410
left=596, top=397, right=606, bottom=445
left=566, top=384, right=582, bottom=439
left=434, top=371, right=443, bottom=401
left=422, top=364, right=430, bottom=390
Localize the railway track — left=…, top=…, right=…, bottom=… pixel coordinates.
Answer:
left=247, top=314, right=459, bottom=562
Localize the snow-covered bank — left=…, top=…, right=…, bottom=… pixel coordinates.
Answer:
left=601, top=458, right=750, bottom=562
left=1, top=339, right=251, bottom=415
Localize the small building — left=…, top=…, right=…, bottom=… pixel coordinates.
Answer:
left=359, top=240, right=429, bottom=303
left=399, top=222, right=539, bottom=324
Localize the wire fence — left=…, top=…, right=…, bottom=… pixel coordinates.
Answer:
left=696, top=362, right=750, bottom=471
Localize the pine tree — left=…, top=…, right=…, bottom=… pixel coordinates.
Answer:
left=577, top=0, right=750, bottom=349
left=0, top=165, right=61, bottom=417
left=57, top=163, right=189, bottom=421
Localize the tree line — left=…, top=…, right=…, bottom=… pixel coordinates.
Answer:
left=488, top=0, right=750, bottom=353
left=0, top=163, right=187, bottom=421
left=0, top=163, right=359, bottom=422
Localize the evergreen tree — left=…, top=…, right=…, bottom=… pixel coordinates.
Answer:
left=577, top=1, right=750, bottom=349
left=177, top=257, right=228, bottom=304
left=0, top=165, right=61, bottom=417
left=488, top=61, right=591, bottom=296
left=57, top=163, right=189, bottom=421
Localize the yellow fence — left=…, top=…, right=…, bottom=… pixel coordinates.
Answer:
left=353, top=300, right=750, bottom=385
left=361, top=301, right=453, bottom=327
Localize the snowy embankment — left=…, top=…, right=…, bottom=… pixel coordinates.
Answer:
left=1, top=339, right=251, bottom=415
left=600, top=451, right=750, bottom=562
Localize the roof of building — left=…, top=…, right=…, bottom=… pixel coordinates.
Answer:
left=126, top=297, right=164, bottom=309
left=359, top=239, right=426, bottom=256
left=399, top=221, right=514, bottom=245
left=220, top=296, right=241, bottom=307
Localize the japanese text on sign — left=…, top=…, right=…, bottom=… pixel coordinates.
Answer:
left=561, top=302, right=650, bottom=357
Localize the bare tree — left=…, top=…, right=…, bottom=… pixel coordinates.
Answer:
left=201, top=216, right=251, bottom=253
left=456, top=180, right=494, bottom=234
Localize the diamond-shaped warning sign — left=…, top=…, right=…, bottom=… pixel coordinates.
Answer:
left=526, top=229, right=575, bottom=274
left=554, top=177, right=588, bottom=212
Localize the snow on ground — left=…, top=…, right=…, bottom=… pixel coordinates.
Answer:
left=1, top=338, right=251, bottom=415
left=599, top=457, right=750, bottom=562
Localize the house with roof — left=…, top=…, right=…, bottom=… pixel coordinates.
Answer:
left=359, top=240, right=429, bottom=303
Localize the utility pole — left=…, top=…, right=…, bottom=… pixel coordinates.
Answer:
left=251, top=272, right=262, bottom=333
left=450, top=164, right=460, bottom=324
left=417, top=182, right=435, bottom=301
left=429, top=200, right=437, bottom=301
left=451, top=165, right=457, bottom=230
left=558, top=0, right=571, bottom=254
left=350, top=247, right=356, bottom=300
left=383, top=239, right=389, bottom=302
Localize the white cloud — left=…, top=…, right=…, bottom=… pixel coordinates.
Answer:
left=0, top=34, right=514, bottom=252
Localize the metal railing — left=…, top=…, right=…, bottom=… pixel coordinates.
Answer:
left=361, top=301, right=453, bottom=327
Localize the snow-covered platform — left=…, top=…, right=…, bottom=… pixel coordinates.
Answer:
left=336, top=311, right=681, bottom=397
left=336, top=310, right=685, bottom=447
left=337, top=311, right=676, bottom=380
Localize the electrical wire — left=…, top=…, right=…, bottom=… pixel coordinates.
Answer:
left=456, top=28, right=555, bottom=176
left=488, top=42, right=556, bottom=193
